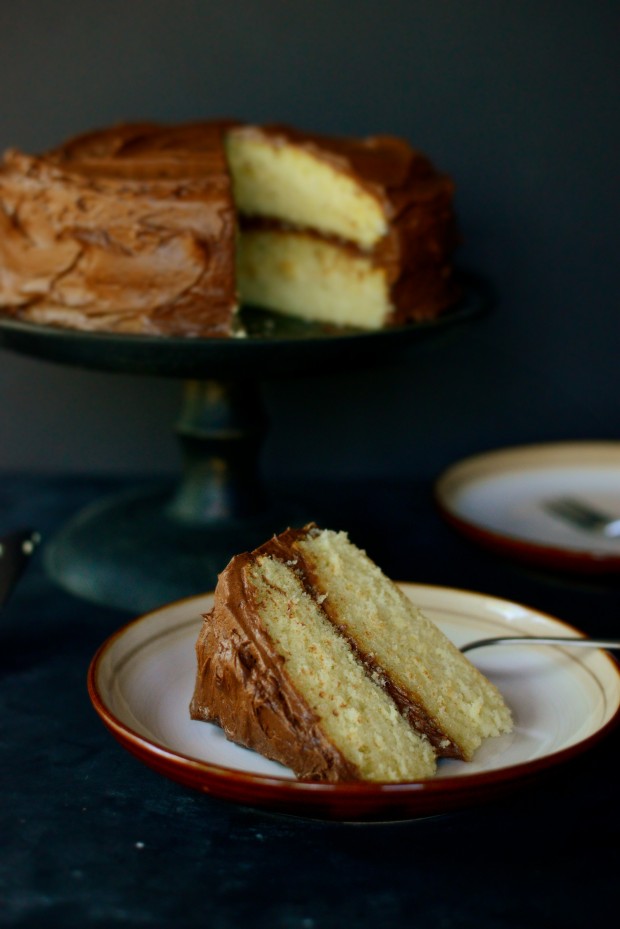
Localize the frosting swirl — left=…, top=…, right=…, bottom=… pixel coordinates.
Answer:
left=0, top=122, right=237, bottom=336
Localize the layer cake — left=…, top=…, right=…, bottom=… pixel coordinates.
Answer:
left=0, top=121, right=460, bottom=337
left=190, top=525, right=512, bottom=782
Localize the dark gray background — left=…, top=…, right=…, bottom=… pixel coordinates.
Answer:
left=1, top=1, right=618, bottom=482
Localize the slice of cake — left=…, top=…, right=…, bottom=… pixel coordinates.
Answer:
left=227, top=123, right=460, bottom=329
left=0, top=122, right=238, bottom=336
left=190, top=525, right=512, bottom=782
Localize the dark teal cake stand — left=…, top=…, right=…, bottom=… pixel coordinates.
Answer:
left=0, top=275, right=490, bottom=612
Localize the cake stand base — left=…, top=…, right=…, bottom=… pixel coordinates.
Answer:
left=45, top=378, right=310, bottom=614
left=45, top=484, right=306, bottom=614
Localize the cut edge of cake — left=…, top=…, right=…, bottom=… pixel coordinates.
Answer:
left=227, top=123, right=461, bottom=330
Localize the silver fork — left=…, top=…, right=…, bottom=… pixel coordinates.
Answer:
left=461, top=635, right=620, bottom=653
left=543, top=496, right=620, bottom=538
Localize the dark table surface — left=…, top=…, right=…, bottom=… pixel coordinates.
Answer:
left=1, top=472, right=619, bottom=928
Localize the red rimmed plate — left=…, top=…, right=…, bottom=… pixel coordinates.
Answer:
left=87, top=583, right=620, bottom=822
left=435, top=441, right=620, bottom=574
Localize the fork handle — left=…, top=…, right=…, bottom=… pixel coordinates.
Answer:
left=461, top=635, right=620, bottom=653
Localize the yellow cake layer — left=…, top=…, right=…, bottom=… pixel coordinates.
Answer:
left=296, top=529, right=513, bottom=760
left=226, top=128, right=387, bottom=249
left=248, top=554, right=437, bottom=782
left=237, top=229, right=391, bottom=329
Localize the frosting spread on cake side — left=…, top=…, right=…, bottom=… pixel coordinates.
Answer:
left=0, top=122, right=238, bottom=336
left=189, top=540, right=361, bottom=781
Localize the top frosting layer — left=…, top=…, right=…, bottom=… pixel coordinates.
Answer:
left=0, top=122, right=238, bottom=336
left=49, top=120, right=238, bottom=178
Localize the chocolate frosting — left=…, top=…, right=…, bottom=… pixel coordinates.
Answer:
left=0, top=122, right=238, bottom=336
left=190, top=533, right=360, bottom=781
left=190, top=525, right=462, bottom=781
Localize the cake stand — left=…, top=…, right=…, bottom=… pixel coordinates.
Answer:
left=0, top=273, right=491, bottom=612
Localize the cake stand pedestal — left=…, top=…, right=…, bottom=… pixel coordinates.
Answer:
left=43, top=378, right=302, bottom=613
left=0, top=276, right=490, bottom=612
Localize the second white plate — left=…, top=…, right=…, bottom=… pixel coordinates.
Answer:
left=435, top=441, right=620, bottom=572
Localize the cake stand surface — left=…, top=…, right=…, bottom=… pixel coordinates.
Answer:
left=0, top=274, right=491, bottom=612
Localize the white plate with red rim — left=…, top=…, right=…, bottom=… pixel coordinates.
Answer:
left=87, top=582, right=620, bottom=821
left=435, top=441, right=620, bottom=573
